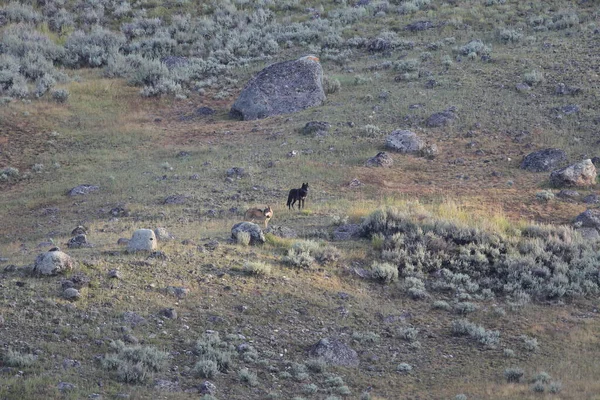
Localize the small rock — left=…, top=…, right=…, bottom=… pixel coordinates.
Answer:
left=63, top=288, right=81, bottom=301
left=265, top=225, right=297, bottom=239
left=425, top=108, right=457, bottom=128
left=108, top=269, right=121, bottom=279
left=67, top=185, right=99, bottom=196
left=333, top=224, right=361, bottom=241
left=110, top=206, right=130, bottom=217
left=348, top=178, right=363, bottom=188
left=287, top=150, right=298, bottom=157
left=556, top=189, right=580, bottom=200
left=515, top=83, right=531, bottom=92
left=57, top=382, right=76, bottom=392
left=154, top=228, right=174, bottom=241
left=123, top=334, right=139, bottom=345
left=200, top=381, right=216, bottom=395
left=583, top=194, right=600, bottom=204
left=521, top=148, right=568, bottom=172
left=226, top=167, right=246, bottom=178
left=67, top=234, right=91, bottom=249
left=160, top=308, right=177, bottom=319
left=302, top=121, right=330, bottom=136
left=164, top=194, right=187, bottom=205
left=166, top=286, right=189, bottom=298
left=420, top=143, right=438, bottom=159
left=62, top=359, right=81, bottom=369
left=576, top=227, right=600, bottom=241
left=231, top=222, right=265, bottom=245
left=117, top=238, right=129, bottom=246
left=365, top=152, right=393, bottom=167
left=123, top=311, right=147, bottom=327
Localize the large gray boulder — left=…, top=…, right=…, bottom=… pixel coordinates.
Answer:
left=308, top=338, right=359, bottom=367
left=521, top=148, right=567, bottom=172
left=550, top=159, right=596, bottom=187
left=128, top=229, right=157, bottom=252
left=230, top=56, right=325, bottom=120
left=385, top=130, right=425, bottom=153
left=33, top=250, right=74, bottom=275
left=231, top=222, right=265, bottom=245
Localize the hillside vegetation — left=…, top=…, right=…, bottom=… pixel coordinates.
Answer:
left=1, top=1, right=600, bottom=399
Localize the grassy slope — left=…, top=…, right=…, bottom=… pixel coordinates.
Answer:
left=2, top=1, right=600, bottom=399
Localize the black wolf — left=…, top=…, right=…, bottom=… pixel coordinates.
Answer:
left=287, top=183, right=309, bottom=210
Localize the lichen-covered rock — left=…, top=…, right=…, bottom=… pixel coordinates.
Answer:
left=365, top=152, right=393, bottom=167
left=128, top=229, right=157, bottom=252
left=67, top=184, right=99, bottom=196
left=154, top=227, right=174, bottom=241
left=33, top=250, right=74, bottom=275
left=521, top=148, right=567, bottom=172
left=230, top=56, right=325, bottom=120
left=302, top=121, right=330, bottom=136
left=308, top=338, right=359, bottom=367
left=385, top=130, right=425, bottom=153
left=231, top=222, right=265, bottom=245
left=550, top=159, right=596, bottom=187
left=574, top=209, right=600, bottom=229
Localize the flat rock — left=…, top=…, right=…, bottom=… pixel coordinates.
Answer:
left=385, top=130, right=425, bottom=153
left=521, top=148, right=567, bottom=172
left=425, top=108, right=457, bottom=128
left=265, top=225, right=297, bottom=239
left=230, top=56, right=325, bottom=120
left=67, top=184, right=99, bottom=196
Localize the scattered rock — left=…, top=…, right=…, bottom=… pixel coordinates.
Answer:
left=555, top=83, right=581, bottom=96
left=550, top=159, right=597, bottom=187
left=230, top=56, right=325, bottom=120
left=231, top=222, right=265, bottom=245
left=405, top=20, right=434, bottom=31
left=117, top=238, right=129, bottom=246
left=67, top=234, right=92, bottom=249
left=63, top=288, right=81, bottom=301
left=166, top=286, right=189, bottom=298
left=521, top=148, right=568, bottom=172
left=108, top=269, right=121, bottom=279
left=308, top=338, right=359, bottom=367
left=515, top=83, right=531, bottom=92
left=204, top=240, right=219, bottom=250
left=123, top=311, right=146, bottom=327
left=128, top=229, right=157, bottom=252
left=425, top=108, right=457, bottom=128
left=33, top=250, right=74, bottom=275
left=556, top=189, right=580, bottom=200
left=302, top=121, right=330, bottom=136
left=110, top=206, right=130, bottom=217
left=57, top=382, right=76, bottom=392
left=583, top=194, right=600, bottom=204
left=154, top=379, right=180, bottom=392
left=287, top=150, right=298, bottom=158
left=385, top=130, right=425, bottom=153
left=226, top=167, right=246, bottom=178
left=265, top=225, right=298, bottom=239
left=164, top=195, right=187, bottom=205
left=148, top=251, right=168, bottom=260
left=67, top=184, right=99, bottom=196
left=333, top=224, right=361, bottom=241
left=200, top=381, right=217, bottom=395
left=160, top=308, right=178, bottom=319
left=366, top=151, right=394, bottom=167
left=592, top=157, right=600, bottom=168
left=154, top=227, right=174, bottom=241
left=4, top=264, right=17, bottom=272
left=560, top=104, right=580, bottom=115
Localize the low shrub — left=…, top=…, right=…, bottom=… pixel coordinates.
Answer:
left=504, top=367, right=524, bottom=383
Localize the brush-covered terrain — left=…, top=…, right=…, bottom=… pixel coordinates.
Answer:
left=1, top=0, right=600, bottom=399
